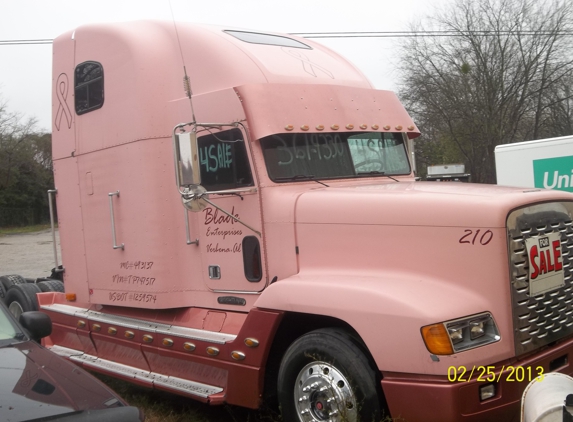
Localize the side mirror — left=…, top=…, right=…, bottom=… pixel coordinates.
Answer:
left=20, top=311, right=52, bottom=342
left=174, top=131, right=201, bottom=187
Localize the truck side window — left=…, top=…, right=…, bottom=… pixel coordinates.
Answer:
left=75, top=61, right=104, bottom=115
left=198, top=128, right=254, bottom=191
left=242, top=236, right=262, bottom=282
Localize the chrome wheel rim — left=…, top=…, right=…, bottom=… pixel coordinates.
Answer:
left=294, top=361, right=358, bottom=422
left=8, top=301, right=23, bottom=319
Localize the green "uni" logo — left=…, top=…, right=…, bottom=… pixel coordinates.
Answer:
left=533, top=155, right=573, bottom=192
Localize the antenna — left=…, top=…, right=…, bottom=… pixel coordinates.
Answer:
left=169, top=0, right=197, bottom=123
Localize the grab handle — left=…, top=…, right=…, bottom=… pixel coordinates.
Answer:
left=47, top=189, right=64, bottom=272
left=108, top=191, right=124, bottom=250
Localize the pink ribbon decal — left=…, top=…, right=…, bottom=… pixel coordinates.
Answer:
left=55, top=73, right=73, bottom=131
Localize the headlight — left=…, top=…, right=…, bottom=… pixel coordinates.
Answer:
left=421, top=312, right=500, bottom=355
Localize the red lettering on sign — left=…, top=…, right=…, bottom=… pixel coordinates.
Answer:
left=539, top=251, right=547, bottom=275
left=553, top=240, right=563, bottom=271
left=530, top=245, right=539, bottom=279
left=545, top=249, right=554, bottom=272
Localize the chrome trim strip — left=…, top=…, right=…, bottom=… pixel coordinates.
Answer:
left=210, top=289, right=261, bottom=295
left=49, top=345, right=85, bottom=358
left=152, top=373, right=221, bottom=398
left=52, top=349, right=223, bottom=398
left=41, top=304, right=237, bottom=344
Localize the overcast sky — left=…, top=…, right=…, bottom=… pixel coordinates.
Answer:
left=0, top=0, right=446, bottom=132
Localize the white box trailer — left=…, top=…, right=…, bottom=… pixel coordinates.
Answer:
left=495, top=135, right=573, bottom=192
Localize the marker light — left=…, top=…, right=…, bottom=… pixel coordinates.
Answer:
left=421, top=324, right=454, bottom=355
left=231, top=351, right=246, bottom=361
left=65, top=293, right=76, bottom=301
left=244, top=338, right=259, bottom=348
left=206, top=347, right=220, bottom=356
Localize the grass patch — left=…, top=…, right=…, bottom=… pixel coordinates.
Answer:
left=0, top=224, right=53, bottom=236
left=94, top=374, right=400, bottom=422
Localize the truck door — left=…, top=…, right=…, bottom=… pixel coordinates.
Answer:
left=194, top=127, right=266, bottom=293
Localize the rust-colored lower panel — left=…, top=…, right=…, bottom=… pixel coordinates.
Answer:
left=382, top=336, right=573, bottom=422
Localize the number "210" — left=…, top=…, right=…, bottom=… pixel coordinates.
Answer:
left=459, top=229, right=493, bottom=245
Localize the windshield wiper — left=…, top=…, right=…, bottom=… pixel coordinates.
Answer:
left=275, top=175, right=329, bottom=187
left=357, top=171, right=399, bottom=182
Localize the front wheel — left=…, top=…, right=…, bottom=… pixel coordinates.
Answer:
left=277, top=328, right=382, bottom=422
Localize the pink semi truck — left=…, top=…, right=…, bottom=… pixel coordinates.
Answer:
left=3, top=21, right=573, bottom=421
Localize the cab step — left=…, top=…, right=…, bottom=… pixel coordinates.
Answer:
left=49, top=345, right=224, bottom=399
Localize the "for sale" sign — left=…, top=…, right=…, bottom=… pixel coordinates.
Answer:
left=525, top=232, right=564, bottom=296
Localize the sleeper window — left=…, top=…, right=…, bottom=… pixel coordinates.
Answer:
left=75, top=61, right=104, bottom=115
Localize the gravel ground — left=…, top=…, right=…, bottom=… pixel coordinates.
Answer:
left=0, top=229, right=61, bottom=279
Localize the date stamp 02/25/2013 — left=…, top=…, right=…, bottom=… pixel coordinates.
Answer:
left=448, top=365, right=545, bottom=383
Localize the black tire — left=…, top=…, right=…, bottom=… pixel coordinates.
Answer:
left=5, top=283, right=42, bottom=319
left=37, top=279, right=65, bottom=293
left=277, top=328, right=382, bottom=422
left=0, top=283, right=6, bottom=303
left=0, top=274, right=27, bottom=303
left=0, top=274, right=26, bottom=289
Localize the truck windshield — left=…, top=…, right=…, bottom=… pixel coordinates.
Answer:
left=261, top=132, right=411, bottom=182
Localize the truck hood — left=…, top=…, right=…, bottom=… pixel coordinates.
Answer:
left=0, top=340, right=128, bottom=421
left=294, top=181, right=569, bottom=228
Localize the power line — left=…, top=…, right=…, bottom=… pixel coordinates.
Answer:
left=291, top=30, right=573, bottom=38
left=1, top=30, right=573, bottom=45
left=0, top=39, right=52, bottom=45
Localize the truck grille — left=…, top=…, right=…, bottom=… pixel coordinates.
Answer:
left=507, top=202, right=573, bottom=356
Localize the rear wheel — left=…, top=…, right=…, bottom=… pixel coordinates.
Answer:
left=0, top=274, right=27, bottom=304
left=37, top=279, right=65, bottom=293
left=278, top=328, right=382, bottom=422
left=5, top=283, right=42, bottom=319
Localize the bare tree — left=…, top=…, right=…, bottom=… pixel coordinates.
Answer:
left=399, top=0, right=573, bottom=183
left=541, top=73, right=573, bottom=137
left=0, top=95, right=53, bottom=226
